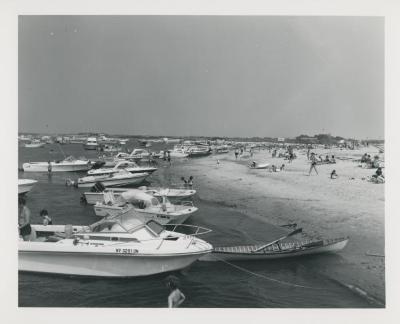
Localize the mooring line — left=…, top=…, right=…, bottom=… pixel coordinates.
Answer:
left=212, top=255, right=323, bottom=290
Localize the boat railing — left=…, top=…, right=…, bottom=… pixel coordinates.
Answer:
left=173, top=200, right=195, bottom=208
left=165, top=223, right=212, bottom=236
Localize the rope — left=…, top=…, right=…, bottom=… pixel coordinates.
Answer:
left=212, top=254, right=323, bottom=290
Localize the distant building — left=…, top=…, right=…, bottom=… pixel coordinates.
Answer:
left=277, top=137, right=285, bottom=142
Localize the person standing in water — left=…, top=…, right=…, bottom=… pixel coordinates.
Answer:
left=19, top=196, right=31, bottom=240
left=47, top=160, right=52, bottom=174
left=166, top=276, right=185, bottom=308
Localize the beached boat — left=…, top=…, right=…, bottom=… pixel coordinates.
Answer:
left=83, top=185, right=196, bottom=205
left=187, top=146, right=212, bottom=157
left=22, top=156, right=92, bottom=172
left=84, top=137, right=99, bottom=150
left=163, top=148, right=189, bottom=158
left=77, top=170, right=149, bottom=188
left=249, top=162, right=269, bottom=169
left=87, top=160, right=157, bottom=176
left=19, top=216, right=213, bottom=277
left=93, top=189, right=197, bottom=224
left=200, top=237, right=349, bottom=262
left=18, top=179, right=38, bottom=195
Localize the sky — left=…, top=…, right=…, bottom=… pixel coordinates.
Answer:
left=18, top=16, right=384, bottom=139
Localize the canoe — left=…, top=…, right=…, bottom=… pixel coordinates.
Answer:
left=249, top=163, right=269, bottom=169
left=199, top=237, right=349, bottom=261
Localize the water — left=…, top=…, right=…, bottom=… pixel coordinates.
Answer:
left=18, top=140, right=374, bottom=307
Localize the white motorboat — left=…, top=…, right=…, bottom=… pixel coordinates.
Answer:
left=100, top=150, right=151, bottom=167
left=18, top=179, right=38, bottom=195
left=186, top=146, right=212, bottom=157
left=83, top=185, right=196, bottom=205
left=87, top=160, right=157, bottom=176
left=77, top=170, right=149, bottom=188
left=19, top=216, right=213, bottom=277
left=160, top=148, right=189, bottom=158
left=84, top=137, right=99, bottom=150
left=24, top=140, right=45, bottom=148
left=22, top=156, right=92, bottom=172
left=93, top=189, right=197, bottom=225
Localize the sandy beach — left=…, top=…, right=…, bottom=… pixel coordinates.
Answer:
left=178, top=147, right=385, bottom=304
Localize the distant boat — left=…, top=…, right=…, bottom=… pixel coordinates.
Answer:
left=84, top=137, right=99, bottom=150
left=24, top=140, right=45, bottom=148
left=18, top=179, right=38, bottom=195
left=22, top=156, right=92, bottom=172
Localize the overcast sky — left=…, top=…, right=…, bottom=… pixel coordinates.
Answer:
left=18, top=16, right=384, bottom=139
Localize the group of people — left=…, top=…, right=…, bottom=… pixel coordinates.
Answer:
left=18, top=196, right=53, bottom=241
left=181, top=176, right=194, bottom=188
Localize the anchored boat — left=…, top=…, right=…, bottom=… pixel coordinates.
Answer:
left=83, top=185, right=196, bottom=205
left=77, top=170, right=149, bottom=188
left=22, top=156, right=92, bottom=172
left=19, top=216, right=213, bottom=277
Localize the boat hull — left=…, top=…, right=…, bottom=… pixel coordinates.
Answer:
left=18, top=179, right=38, bottom=194
left=19, top=248, right=206, bottom=277
left=22, top=161, right=91, bottom=172
left=200, top=238, right=349, bottom=261
left=78, top=175, right=147, bottom=188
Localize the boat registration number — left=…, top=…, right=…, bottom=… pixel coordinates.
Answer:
left=115, top=248, right=138, bottom=254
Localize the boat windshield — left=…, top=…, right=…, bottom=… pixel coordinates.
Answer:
left=91, top=220, right=128, bottom=233
left=146, top=220, right=164, bottom=235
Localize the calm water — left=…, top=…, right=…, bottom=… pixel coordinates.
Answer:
left=18, top=140, right=374, bottom=307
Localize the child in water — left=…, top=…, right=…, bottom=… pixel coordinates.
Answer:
left=166, top=276, right=185, bottom=308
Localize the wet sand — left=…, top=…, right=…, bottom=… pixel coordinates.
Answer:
left=176, top=147, right=385, bottom=304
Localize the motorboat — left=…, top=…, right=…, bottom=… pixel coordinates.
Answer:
left=77, top=170, right=149, bottom=188
left=100, top=150, right=152, bottom=167
left=160, top=148, right=189, bottom=158
left=129, top=149, right=151, bottom=161
left=18, top=215, right=213, bottom=277
left=249, top=162, right=269, bottom=169
left=24, top=140, right=46, bottom=148
left=186, top=146, right=212, bottom=157
left=93, top=189, right=197, bottom=225
left=87, top=160, right=157, bottom=176
left=18, top=179, right=38, bottom=195
left=100, top=144, right=123, bottom=153
left=84, top=137, right=99, bottom=150
left=83, top=185, right=196, bottom=205
left=22, top=156, right=93, bottom=172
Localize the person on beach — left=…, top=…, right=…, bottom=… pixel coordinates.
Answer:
left=216, top=159, right=220, bottom=167
left=47, top=160, right=52, bottom=173
left=309, top=153, right=318, bottom=175
left=19, top=196, right=32, bottom=241
left=251, top=161, right=256, bottom=168
left=234, top=150, right=239, bottom=160
left=40, top=209, right=53, bottom=225
left=281, top=164, right=285, bottom=171
left=331, top=155, right=336, bottom=163
left=307, top=147, right=311, bottom=160
left=166, top=275, right=185, bottom=308
left=330, top=170, right=338, bottom=179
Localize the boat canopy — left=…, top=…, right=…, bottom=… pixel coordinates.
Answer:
left=121, top=189, right=159, bottom=207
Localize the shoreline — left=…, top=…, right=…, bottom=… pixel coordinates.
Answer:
left=175, top=147, right=385, bottom=305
